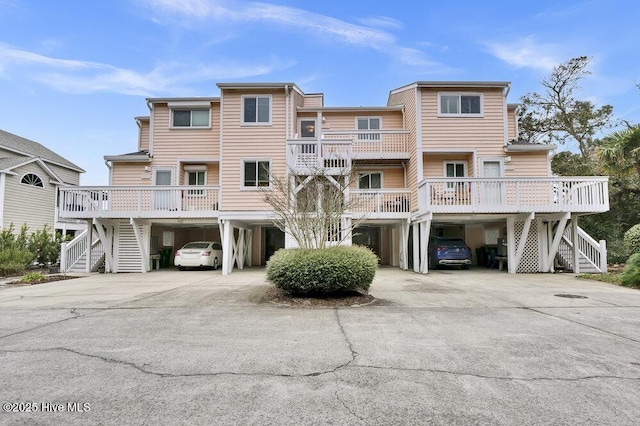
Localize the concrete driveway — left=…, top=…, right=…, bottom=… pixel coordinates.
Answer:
left=1, top=267, right=640, bottom=425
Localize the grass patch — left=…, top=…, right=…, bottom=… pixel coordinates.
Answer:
left=577, top=272, right=623, bottom=285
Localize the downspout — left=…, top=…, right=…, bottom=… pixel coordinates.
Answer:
left=503, top=83, right=511, bottom=146
left=104, top=160, right=112, bottom=185
left=146, top=99, right=154, bottom=157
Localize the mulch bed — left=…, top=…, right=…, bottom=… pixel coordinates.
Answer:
left=263, top=286, right=379, bottom=307
left=3, top=273, right=80, bottom=287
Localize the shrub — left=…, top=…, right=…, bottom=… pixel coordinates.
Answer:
left=0, top=247, right=35, bottom=276
left=266, top=245, right=378, bottom=295
left=624, top=224, right=640, bottom=256
left=620, top=253, right=640, bottom=288
left=21, top=271, right=46, bottom=283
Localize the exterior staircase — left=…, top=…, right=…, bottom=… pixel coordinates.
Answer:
left=557, top=226, right=607, bottom=273
left=60, top=227, right=105, bottom=273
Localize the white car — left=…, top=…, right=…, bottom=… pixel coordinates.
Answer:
left=174, top=241, right=223, bottom=270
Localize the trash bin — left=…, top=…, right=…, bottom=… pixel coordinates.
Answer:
left=160, top=247, right=173, bottom=267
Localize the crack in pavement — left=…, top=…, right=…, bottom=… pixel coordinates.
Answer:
left=332, top=308, right=365, bottom=422
left=2, top=346, right=639, bottom=384
left=0, top=308, right=83, bottom=339
left=521, top=306, right=640, bottom=344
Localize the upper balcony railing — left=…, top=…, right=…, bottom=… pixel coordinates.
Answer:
left=418, top=177, right=609, bottom=214
left=58, top=186, right=220, bottom=219
left=322, top=129, right=410, bottom=158
left=350, top=189, right=411, bottom=218
left=287, top=140, right=352, bottom=175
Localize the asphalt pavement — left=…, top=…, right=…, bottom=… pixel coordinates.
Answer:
left=1, top=267, right=639, bottom=425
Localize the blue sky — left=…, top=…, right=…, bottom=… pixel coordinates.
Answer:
left=1, top=0, right=638, bottom=185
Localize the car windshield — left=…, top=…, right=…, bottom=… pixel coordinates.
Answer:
left=183, top=242, right=211, bottom=249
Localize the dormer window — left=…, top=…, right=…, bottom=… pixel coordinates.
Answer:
left=172, top=109, right=210, bottom=128
left=21, top=173, right=44, bottom=188
left=438, top=93, right=483, bottom=117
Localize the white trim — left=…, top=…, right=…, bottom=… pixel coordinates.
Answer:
left=0, top=173, right=5, bottom=227
left=167, top=100, right=212, bottom=108
left=152, top=167, right=174, bottom=185
left=169, top=108, right=211, bottom=129
left=416, top=87, right=423, bottom=181
left=148, top=101, right=154, bottom=157
left=240, top=159, right=272, bottom=189
left=479, top=158, right=505, bottom=177
left=183, top=164, right=207, bottom=172
left=421, top=147, right=477, bottom=154
left=19, top=172, right=45, bottom=188
left=298, top=117, right=317, bottom=138
left=219, top=93, right=224, bottom=210
left=356, top=171, right=383, bottom=189
left=241, top=94, right=273, bottom=126
left=437, top=92, right=484, bottom=117
left=443, top=161, right=467, bottom=177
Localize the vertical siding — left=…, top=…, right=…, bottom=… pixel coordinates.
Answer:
left=388, top=87, right=418, bottom=211
left=3, top=163, right=56, bottom=232
left=138, top=118, right=150, bottom=151
left=221, top=89, right=288, bottom=211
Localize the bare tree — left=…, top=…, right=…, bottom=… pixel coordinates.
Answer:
left=262, top=164, right=371, bottom=250
left=519, top=56, right=614, bottom=158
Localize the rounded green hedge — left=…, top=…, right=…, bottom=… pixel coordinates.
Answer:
left=266, top=245, right=378, bottom=295
left=621, top=253, right=640, bottom=287
left=624, top=224, right=640, bottom=256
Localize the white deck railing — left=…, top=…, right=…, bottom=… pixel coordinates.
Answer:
left=58, top=186, right=220, bottom=218
left=287, top=140, right=352, bottom=174
left=418, top=177, right=609, bottom=214
left=60, top=228, right=104, bottom=273
left=350, top=189, right=411, bottom=217
left=558, top=226, right=608, bottom=273
left=322, top=130, right=409, bottom=156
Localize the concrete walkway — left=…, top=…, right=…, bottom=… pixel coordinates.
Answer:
left=1, top=267, right=640, bottom=424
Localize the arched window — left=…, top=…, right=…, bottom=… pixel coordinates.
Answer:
left=20, top=173, right=44, bottom=188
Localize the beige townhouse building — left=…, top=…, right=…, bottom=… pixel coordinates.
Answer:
left=57, top=81, right=609, bottom=275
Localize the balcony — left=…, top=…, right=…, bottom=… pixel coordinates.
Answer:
left=323, top=129, right=410, bottom=159
left=286, top=130, right=410, bottom=175
left=58, top=186, right=220, bottom=219
left=350, top=189, right=411, bottom=219
left=418, top=177, right=609, bottom=214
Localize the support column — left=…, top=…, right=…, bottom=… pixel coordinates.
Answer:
left=572, top=215, right=580, bottom=274
left=507, top=217, right=516, bottom=273
left=412, top=223, right=420, bottom=273
left=85, top=220, right=93, bottom=273
left=400, top=222, right=410, bottom=270
left=130, top=218, right=149, bottom=273
left=93, top=219, right=114, bottom=273
left=221, top=219, right=234, bottom=275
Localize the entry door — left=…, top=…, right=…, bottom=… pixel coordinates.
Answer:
left=154, top=169, right=174, bottom=210
left=482, top=161, right=503, bottom=205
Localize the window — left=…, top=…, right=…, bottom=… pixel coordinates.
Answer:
left=358, top=172, right=382, bottom=189
left=172, top=109, right=210, bottom=127
left=300, top=119, right=316, bottom=138
left=186, top=170, right=206, bottom=196
left=243, top=160, right=270, bottom=187
left=20, top=173, right=43, bottom=187
left=243, top=96, right=271, bottom=124
left=444, top=161, right=466, bottom=190
left=438, top=94, right=482, bottom=116
left=356, top=117, right=381, bottom=140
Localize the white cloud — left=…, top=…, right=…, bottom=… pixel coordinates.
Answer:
left=484, top=36, right=563, bottom=72
left=140, top=0, right=449, bottom=72
left=0, top=43, right=291, bottom=96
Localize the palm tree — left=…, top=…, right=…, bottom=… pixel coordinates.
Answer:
left=597, top=126, right=640, bottom=188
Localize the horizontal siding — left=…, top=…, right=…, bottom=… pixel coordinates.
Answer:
left=221, top=89, right=288, bottom=211
left=506, top=152, right=550, bottom=177
left=303, top=94, right=323, bottom=108
left=139, top=119, right=150, bottom=151
left=388, top=87, right=418, bottom=211
left=178, top=163, right=220, bottom=185
left=48, top=163, right=81, bottom=185
left=3, top=162, right=56, bottom=232
left=322, top=110, right=403, bottom=131
left=507, top=107, right=517, bottom=141
left=351, top=166, right=405, bottom=189
left=111, top=163, right=152, bottom=185
left=150, top=103, right=220, bottom=169
left=423, top=153, right=474, bottom=177
left=422, top=87, right=506, bottom=159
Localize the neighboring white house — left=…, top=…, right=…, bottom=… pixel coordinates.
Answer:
left=0, top=129, right=85, bottom=236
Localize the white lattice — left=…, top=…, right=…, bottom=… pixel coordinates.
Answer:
left=515, top=220, right=539, bottom=273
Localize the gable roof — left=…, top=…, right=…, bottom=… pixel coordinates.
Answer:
left=0, top=156, right=65, bottom=183
left=0, top=129, right=85, bottom=173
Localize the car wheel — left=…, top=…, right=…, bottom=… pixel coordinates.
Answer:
left=213, top=257, right=218, bottom=270
left=178, top=266, right=185, bottom=271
